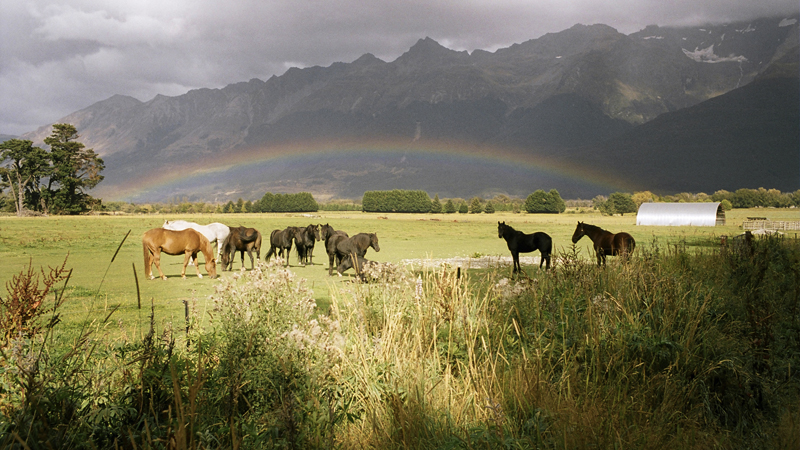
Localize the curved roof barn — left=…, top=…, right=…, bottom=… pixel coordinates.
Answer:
left=636, top=202, right=725, bottom=227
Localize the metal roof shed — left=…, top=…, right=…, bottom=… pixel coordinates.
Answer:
left=636, top=202, right=725, bottom=227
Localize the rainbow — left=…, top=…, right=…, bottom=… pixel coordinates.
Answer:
left=100, top=139, right=640, bottom=201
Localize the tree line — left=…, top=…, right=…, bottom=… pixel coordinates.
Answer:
left=0, top=124, right=104, bottom=215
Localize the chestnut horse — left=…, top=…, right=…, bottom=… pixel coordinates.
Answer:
left=142, top=228, right=217, bottom=280
left=571, top=221, right=635, bottom=266
left=220, top=226, right=262, bottom=271
left=163, top=220, right=230, bottom=263
left=498, top=221, right=552, bottom=274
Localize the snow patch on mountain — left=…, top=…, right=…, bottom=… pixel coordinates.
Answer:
left=682, top=44, right=748, bottom=63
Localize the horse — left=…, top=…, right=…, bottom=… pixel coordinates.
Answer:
left=497, top=221, right=552, bottom=274
left=571, top=221, right=636, bottom=266
left=142, top=228, right=217, bottom=280
left=336, top=255, right=383, bottom=280
left=220, top=226, right=262, bottom=271
left=163, top=220, right=230, bottom=263
left=335, top=233, right=380, bottom=276
left=294, top=224, right=321, bottom=265
left=321, top=224, right=349, bottom=275
left=265, top=226, right=300, bottom=266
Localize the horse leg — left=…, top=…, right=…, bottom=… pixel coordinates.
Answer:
left=181, top=251, right=192, bottom=279
left=328, top=252, right=336, bottom=276
left=152, top=249, right=167, bottom=280
left=247, top=249, right=255, bottom=270
left=511, top=251, right=520, bottom=275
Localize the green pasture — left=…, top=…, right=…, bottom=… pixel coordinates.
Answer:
left=0, top=208, right=795, bottom=339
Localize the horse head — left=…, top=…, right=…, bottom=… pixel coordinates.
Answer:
left=498, top=221, right=508, bottom=238
left=571, top=221, right=585, bottom=244
left=370, top=233, right=380, bottom=252
left=205, top=258, right=218, bottom=279
left=312, top=224, right=321, bottom=241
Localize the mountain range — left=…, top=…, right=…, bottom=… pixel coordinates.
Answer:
left=19, top=15, right=800, bottom=202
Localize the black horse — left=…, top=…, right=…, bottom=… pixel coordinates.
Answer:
left=498, top=221, right=552, bottom=274
left=220, top=226, right=262, bottom=271
left=294, top=224, right=321, bottom=265
left=320, top=224, right=349, bottom=275
left=335, top=232, right=380, bottom=276
left=265, top=226, right=300, bottom=266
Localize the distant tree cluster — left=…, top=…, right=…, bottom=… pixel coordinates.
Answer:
left=250, top=192, right=318, bottom=212
left=590, top=188, right=800, bottom=216
left=362, top=190, right=433, bottom=213
left=0, top=124, right=104, bottom=215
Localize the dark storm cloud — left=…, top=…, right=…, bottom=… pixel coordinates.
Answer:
left=1, top=0, right=797, bottom=135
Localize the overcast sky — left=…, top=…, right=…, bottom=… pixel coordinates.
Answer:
left=1, top=0, right=797, bottom=135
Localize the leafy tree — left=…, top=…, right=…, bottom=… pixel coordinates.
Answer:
left=444, top=199, right=456, bottom=214
left=548, top=189, right=566, bottom=213
left=484, top=201, right=495, bottom=214
left=525, top=189, right=564, bottom=213
left=632, top=191, right=656, bottom=207
left=431, top=194, right=442, bottom=213
left=458, top=202, right=468, bottom=214
left=0, top=139, right=50, bottom=216
left=43, top=124, right=104, bottom=214
left=607, top=192, right=637, bottom=216
left=720, top=199, right=733, bottom=211
left=469, top=197, right=483, bottom=214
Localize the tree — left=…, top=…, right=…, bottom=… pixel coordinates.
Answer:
left=444, top=199, right=456, bottom=214
left=458, top=202, right=468, bottom=214
left=607, top=192, right=637, bottom=216
left=469, top=197, right=483, bottom=214
left=43, top=124, right=104, bottom=214
left=0, top=139, right=50, bottom=216
left=632, top=191, right=656, bottom=207
left=524, top=190, right=548, bottom=213
left=484, top=201, right=495, bottom=214
left=548, top=189, right=566, bottom=213
left=431, top=194, right=442, bottom=213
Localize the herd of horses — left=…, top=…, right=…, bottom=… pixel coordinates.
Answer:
left=142, top=218, right=634, bottom=280
left=142, top=220, right=380, bottom=280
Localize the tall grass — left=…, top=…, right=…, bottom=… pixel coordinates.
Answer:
left=1, top=235, right=798, bottom=448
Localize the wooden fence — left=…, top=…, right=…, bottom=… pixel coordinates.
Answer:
left=742, top=220, right=800, bottom=231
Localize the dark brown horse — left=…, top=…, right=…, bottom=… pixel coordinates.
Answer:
left=265, top=226, right=300, bottom=266
left=336, top=233, right=380, bottom=276
left=220, top=226, right=262, bottom=271
left=571, top=221, right=635, bottom=266
left=142, top=228, right=217, bottom=280
left=498, top=221, right=552, bottom=274
left=321, top=224, right=349, bottom=275
left=294, top=224, right=321, bottom=265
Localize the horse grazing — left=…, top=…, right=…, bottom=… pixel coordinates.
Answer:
left=498, top=221, right=552, bottom=274
left=163, top=220, right=230, bottom=263
left=571, top=221, right=635, bottom=266
left=335, top=233, right=380, bottom=276
left=294, top=224, right=321, bottom=265
left=142, top=228, right=217, bottom=280
left=321, top=224, right=349, bottom=275
left=220, top=226, right=262, bottom=271
left=265, top=226, right=300, bottom=266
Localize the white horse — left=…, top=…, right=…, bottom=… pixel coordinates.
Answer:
left=163, top=220, right=230, bottom=263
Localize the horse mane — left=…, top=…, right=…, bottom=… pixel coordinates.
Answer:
left=581, top=222, right=604, bottom=233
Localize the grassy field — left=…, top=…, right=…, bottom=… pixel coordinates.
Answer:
left=2, top=207, right=798, bottom=448
left=0, top=207, right=795, bottom=338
